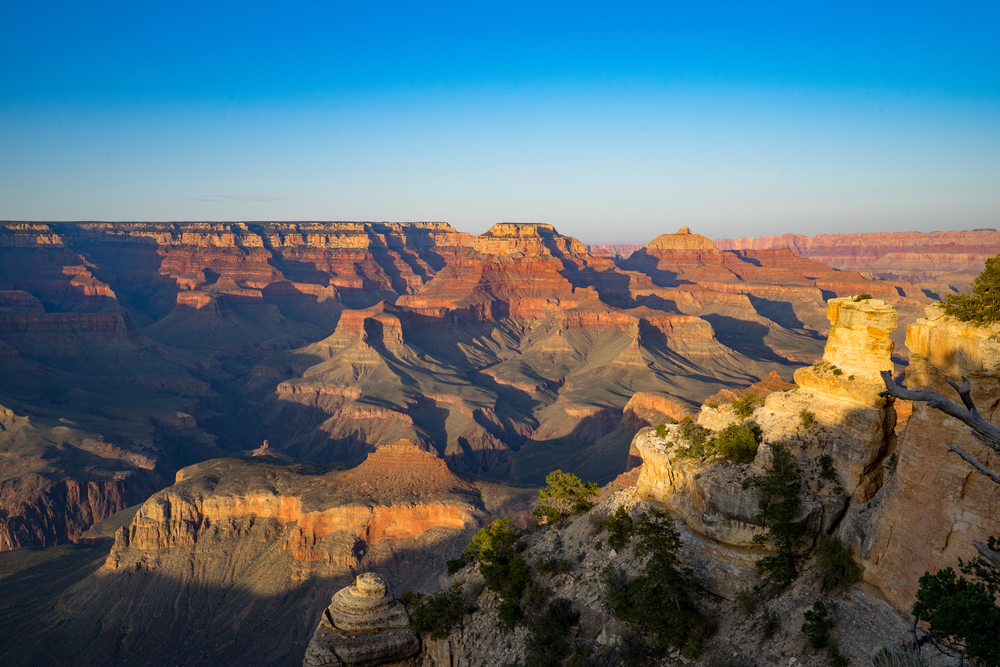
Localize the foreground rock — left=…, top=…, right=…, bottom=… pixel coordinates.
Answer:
left=303, top=573, right=419, bottom=667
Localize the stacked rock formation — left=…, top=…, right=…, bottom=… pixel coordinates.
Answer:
left=303, top=573, right=419, bottom=667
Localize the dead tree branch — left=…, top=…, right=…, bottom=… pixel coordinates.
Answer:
left=879, top=370, right=1000, bottom=485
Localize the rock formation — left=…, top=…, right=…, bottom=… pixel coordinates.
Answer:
left=303, top=573, right=419, bottom=667
left=0, top=219, right=928, bottom=552
left=845, top=304, right=1000, bottom=607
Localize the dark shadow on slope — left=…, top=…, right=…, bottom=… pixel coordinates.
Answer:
left=700, top=314, right=794, bottom=364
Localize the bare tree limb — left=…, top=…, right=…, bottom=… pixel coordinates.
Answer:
left=973, top=540, right=1000, bottom=570
left=879, top=370, right=1000, bottom=457
left=945, top=376, right=980, bottom=418
left=948, top=442, right=1000, bottom=486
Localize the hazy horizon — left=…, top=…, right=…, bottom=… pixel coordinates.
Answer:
left=2, top=2, right=997, bottom=242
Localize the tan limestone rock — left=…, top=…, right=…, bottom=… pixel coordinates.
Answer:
left=303, top=573, right=419, bottom=667
left=856, top=309, right=1000, bottom=608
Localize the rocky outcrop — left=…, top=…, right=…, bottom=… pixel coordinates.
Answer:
left=303, top=573, right=419, bottom=667
left=849, top=306, right=1000, bottom=608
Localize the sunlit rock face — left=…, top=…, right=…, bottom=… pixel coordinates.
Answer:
left=850, top=305, right=1000, bottom=608
left=303, top=573, right=420, bottom=667
left=633, top=297, right=901, bottom=599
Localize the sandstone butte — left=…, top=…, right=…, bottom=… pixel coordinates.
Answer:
left=0, top=219, right=931, bottom=556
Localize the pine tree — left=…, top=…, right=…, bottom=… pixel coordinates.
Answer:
left=941, top=255, right=1000, bottom=323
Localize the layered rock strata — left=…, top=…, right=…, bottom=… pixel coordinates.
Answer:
left=634, top=296, right=901, bottom=598
left=846, top=305, right=1000, bottom=607
left=303, top=573, right=419, bottom=667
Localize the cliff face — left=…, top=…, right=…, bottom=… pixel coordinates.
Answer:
left=634, top=297, right=902, bottom=602
left=851, top=307, right=1000, bottom=608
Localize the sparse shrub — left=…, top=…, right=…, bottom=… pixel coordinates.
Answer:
left=815, top=534, right=860, bottom=590
left=462, top=517, right=522, bottom=562
left=606, top=507, right=634, bottom=551
left=522, top=581, right=548, bottom=618
left=761, top=609, right=780, bottom=639
left=800, top=410, right=816, bottom=429
left=886, top=452, right=898, bottom=473
left=612, top=629, right=651, bottom=664
left=736, top=586, right=759, bottom=616
left=848, top=374, right=855, bottom=381
left=832, top=368, right=843, bottom=376
left=747, top=442, right=806, bottom=587
left=447, top=557, right=467, bottom=574
left=533, top=470, right=600, bottom=524
left=588, top=510, right=606, bottom=534
left=535, top=558, right=572, bottom=575
left=732, top=392, right=760, bottom=419
left=655, top=423, right=668, bottom=438
left=525, top=598, right=579, bottom=667
left=826, top=646, right=848, bottom=667
left=705, top=402, right=718, bottom=410
left=405, top=584, right=472, bottom=639
left=819, top=454, right=837, bottom=481
left=801, top=600, right=832, bottom=649
left=873, top=646, right=921, bottom=667
left=854, top=293, right=873, bottom=302
left=716, top=420, right=763, bottom=463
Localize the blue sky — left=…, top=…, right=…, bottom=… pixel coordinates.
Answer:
left=1, top=1, right=998, bottom=243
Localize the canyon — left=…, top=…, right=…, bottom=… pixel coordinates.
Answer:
left=1, top=221, right=997, bottom=666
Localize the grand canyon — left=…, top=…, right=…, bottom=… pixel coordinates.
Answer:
left=1, top=221, right=999, bottom=666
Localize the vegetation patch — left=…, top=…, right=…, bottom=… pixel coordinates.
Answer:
left=715, top=420, right=763, bottom=463
left=815, top=534, right=860, bottom=590
left=746, top=442, right=806, bottom=587
left=941, top=254, right=1000, bottom=323
left=533, top=470, right=600, bottom=524
left=401, top=584, right=471, bottom=639
left=731, top=392, right=760, bottom=419
left=605, top=506, right=634, bottom=551
left=525, top=598, right=580, bottom=667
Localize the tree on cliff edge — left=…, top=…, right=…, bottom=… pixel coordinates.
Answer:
left=941, top=254, right=1000, bottom=323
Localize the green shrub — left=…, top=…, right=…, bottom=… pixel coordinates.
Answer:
left=819, top=454, right=837, bottom=481
left=746, top=442, right=806, bottom=587
left=534, top=558, right=572, bottom=575
left=655, top=423, right=668, bottom=438
left=912, top=535, right=1000, bottom=666
left=601, top=508, right=707, bottom=652
left=525, top=598, right=579, bottom=667
left=606, top=507, right=634, bottom=551
left=465, top=517, right=532, bottom=629
left=705, top=402, right=718, bottom=410
left=854, top=293, right=873, bottom=302
left=674, top=418, right=715, bottom=459
left=799, top=410, right=816, bottom=429
left=815, top=534, right=860, bottom=590
left=886, top=452, right=898, bottom=473
left=405, top=584, right=471, bottom=639
left=941, top=254, right=1000, bottom=323
left=801, top=600, right=832, bottom=649
left=533, top=470, right=600, bottom=524
left=716, top=421, right=763, bottom=463
left=731, top=392, right=760, bottom=419
left=761, top=609, right=780, bottom=640
left=447, top=557, right=467, bottom=574
left=463, top=517, right=522, bottom=562
left=832, top=368, right=843, bottom=376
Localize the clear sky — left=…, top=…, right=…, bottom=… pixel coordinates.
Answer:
left=1, top=1, right=998, bottom=243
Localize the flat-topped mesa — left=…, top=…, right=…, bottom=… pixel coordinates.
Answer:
left=303, top=572, right=419, bottom=667
left=473, top=222, right=588, bottom=256
left=644, top=226, right=721, bottom=253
